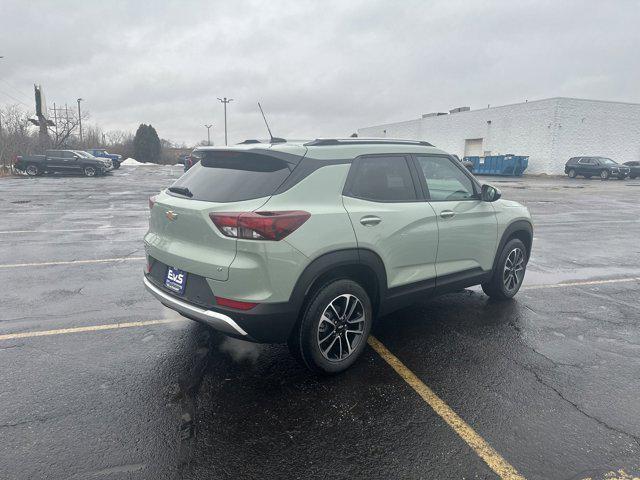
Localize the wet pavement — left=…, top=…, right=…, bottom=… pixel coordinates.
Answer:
left=1, top=168, right=639, bottom=479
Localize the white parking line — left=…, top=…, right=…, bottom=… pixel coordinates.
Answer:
left=534, top=219, right=640, bottom=226
left=0, top=319, right=182, bottom=341
left=0, top=257, right=145, bottom=269
left=0, top=227, right=147, bottom=234
left=8, top=210, right=148, bottom=215
left=522, top=276, right=640, bottom=290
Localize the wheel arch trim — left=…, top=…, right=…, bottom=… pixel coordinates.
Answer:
left=288, top=248, right=387, bottom=315
left=492, top=220, right=533, bottom=272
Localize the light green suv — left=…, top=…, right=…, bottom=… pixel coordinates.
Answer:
left=144, top=139, right=532, bottom=374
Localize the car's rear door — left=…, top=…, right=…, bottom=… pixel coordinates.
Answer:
left=342, top=154, right=439, bottom=289
left=45, top=150, right=66, bottom=171
left=583, top=158, right=598, bottom=175
left=411, top=154, right=497, bottom=284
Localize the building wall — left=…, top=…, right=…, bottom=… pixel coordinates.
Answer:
left=358, top=98, right=640, bottom=174
left=551, top=99, right=640, bottom=170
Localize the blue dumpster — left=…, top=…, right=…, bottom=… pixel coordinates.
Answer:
left=464, top=154, right=529, bottom=176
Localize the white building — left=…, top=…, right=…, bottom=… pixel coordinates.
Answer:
left=358, top=97, right=640, bottom=174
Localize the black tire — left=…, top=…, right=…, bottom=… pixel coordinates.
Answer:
left=482, top=238, right=527, bottom=300
left=114, top=163, right=120, bottom=169
left=618, top=175, right=626, bottom=180
left=83, top=165, right=97, bottom=177
left=631, top=175, right=637, bottom=179
left=288, top=279, right=373, bottom=375
left=25, top=164, right=39, bottom=176
left=567, top=169, right=577, bottom=178
left=600, top=170, right=610, bottom=180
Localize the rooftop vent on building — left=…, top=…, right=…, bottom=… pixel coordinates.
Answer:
left=422, top=112, right=449, bottom=118
left=449, top=106, right=471, bottom=114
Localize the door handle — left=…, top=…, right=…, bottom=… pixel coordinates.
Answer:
left=360, top=215, right=381, bottom=227
left=440, top=210, right=455, bottom=219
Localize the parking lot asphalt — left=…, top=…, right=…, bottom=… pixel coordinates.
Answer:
left=1, top=168, right=639, bottom=480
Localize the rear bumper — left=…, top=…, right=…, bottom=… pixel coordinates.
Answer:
left=144, top=276, right=248, bottom=336
left=143, top=275, right=298, bottom=343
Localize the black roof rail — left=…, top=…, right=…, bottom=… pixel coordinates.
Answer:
left=303, top=138, right=433, bottom=147
left=238, top=138, right=288, bottom=145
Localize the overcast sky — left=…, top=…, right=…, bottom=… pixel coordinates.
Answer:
left=1, top=0, right=639, bottom=146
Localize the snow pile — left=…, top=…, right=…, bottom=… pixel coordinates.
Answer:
left=120, top=158, right=159, bottom=166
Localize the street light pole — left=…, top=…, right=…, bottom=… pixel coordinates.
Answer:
left=204, top=124, right=213, bottom=146
left=217, top=97, right=233, bottom=145
left=77, top=98, right=83, bottom=144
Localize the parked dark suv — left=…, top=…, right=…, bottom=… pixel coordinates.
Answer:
left=565, top=157, right=630, bottom=180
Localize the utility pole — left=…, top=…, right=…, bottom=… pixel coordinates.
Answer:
left=217, top=97, right=233, bottom=145
left=204, top=124, right=213, bottom=145
left=52, top=103, right=58, bottom=141
left=77, top=98, right=83, bottom=144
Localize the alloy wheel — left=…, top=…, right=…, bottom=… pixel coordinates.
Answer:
left=26, top=165, right=38, bottom=176
left=317, top=294, right=365, bottom=362
left=503, top=247, right=525, bottom=292
left=85, top=166, right=96, bottom=177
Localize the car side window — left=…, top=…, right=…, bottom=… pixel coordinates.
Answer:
left=415, top=155, right=476, bottom=201
left=346, top=155, right=417, bottom=202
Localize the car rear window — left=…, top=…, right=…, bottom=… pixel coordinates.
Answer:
left=169, top=150, right=297, bottom=203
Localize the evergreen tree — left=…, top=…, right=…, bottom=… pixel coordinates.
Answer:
left=133, top=124, right=162, bottom=163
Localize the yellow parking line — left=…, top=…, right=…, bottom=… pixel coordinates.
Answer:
left=368, top=335, right=526, bottom=480
left=0, top=257, right=146, bottom=269
left=0, top=319, right=183, bottom=341
left=522, top=276, right=640, bottom=290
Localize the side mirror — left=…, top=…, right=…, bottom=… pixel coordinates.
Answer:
left=73, top=155, right=79, bottom=160
left=481, top=184, right=501, bottom=202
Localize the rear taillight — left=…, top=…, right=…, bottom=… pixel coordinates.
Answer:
left=209, top=211, right=310, bottom=241
left=215, top=296, right=257, bottom=310
left=149, top=195, right=157, bottom=210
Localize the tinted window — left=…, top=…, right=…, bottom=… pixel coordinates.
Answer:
left=415, top=155, right=476, bottom=201
left=347, top=156, right=416, bottom=202
left=598, top=158, right=616, bottom=165
left=169, top=150, right=296, bottom=203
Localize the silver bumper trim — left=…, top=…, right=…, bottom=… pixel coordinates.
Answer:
left=143, top=276, right=247, bottom=336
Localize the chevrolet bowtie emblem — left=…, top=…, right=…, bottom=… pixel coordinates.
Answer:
left=165, top=211, right=178, bottom=221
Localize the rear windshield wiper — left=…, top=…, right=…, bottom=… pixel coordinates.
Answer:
left=168, top=186, right=193, bottom=197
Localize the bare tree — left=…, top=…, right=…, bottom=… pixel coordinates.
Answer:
left=105, top=130, right=128, bottom=145
left=47, top=105, right=90, bottom=147
left=0, top=104, right=38, bottom=173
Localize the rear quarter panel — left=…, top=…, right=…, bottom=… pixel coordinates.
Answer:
left=213, top=164, right=357, bottom=304
left=263, top=164, right=357, bottom=258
